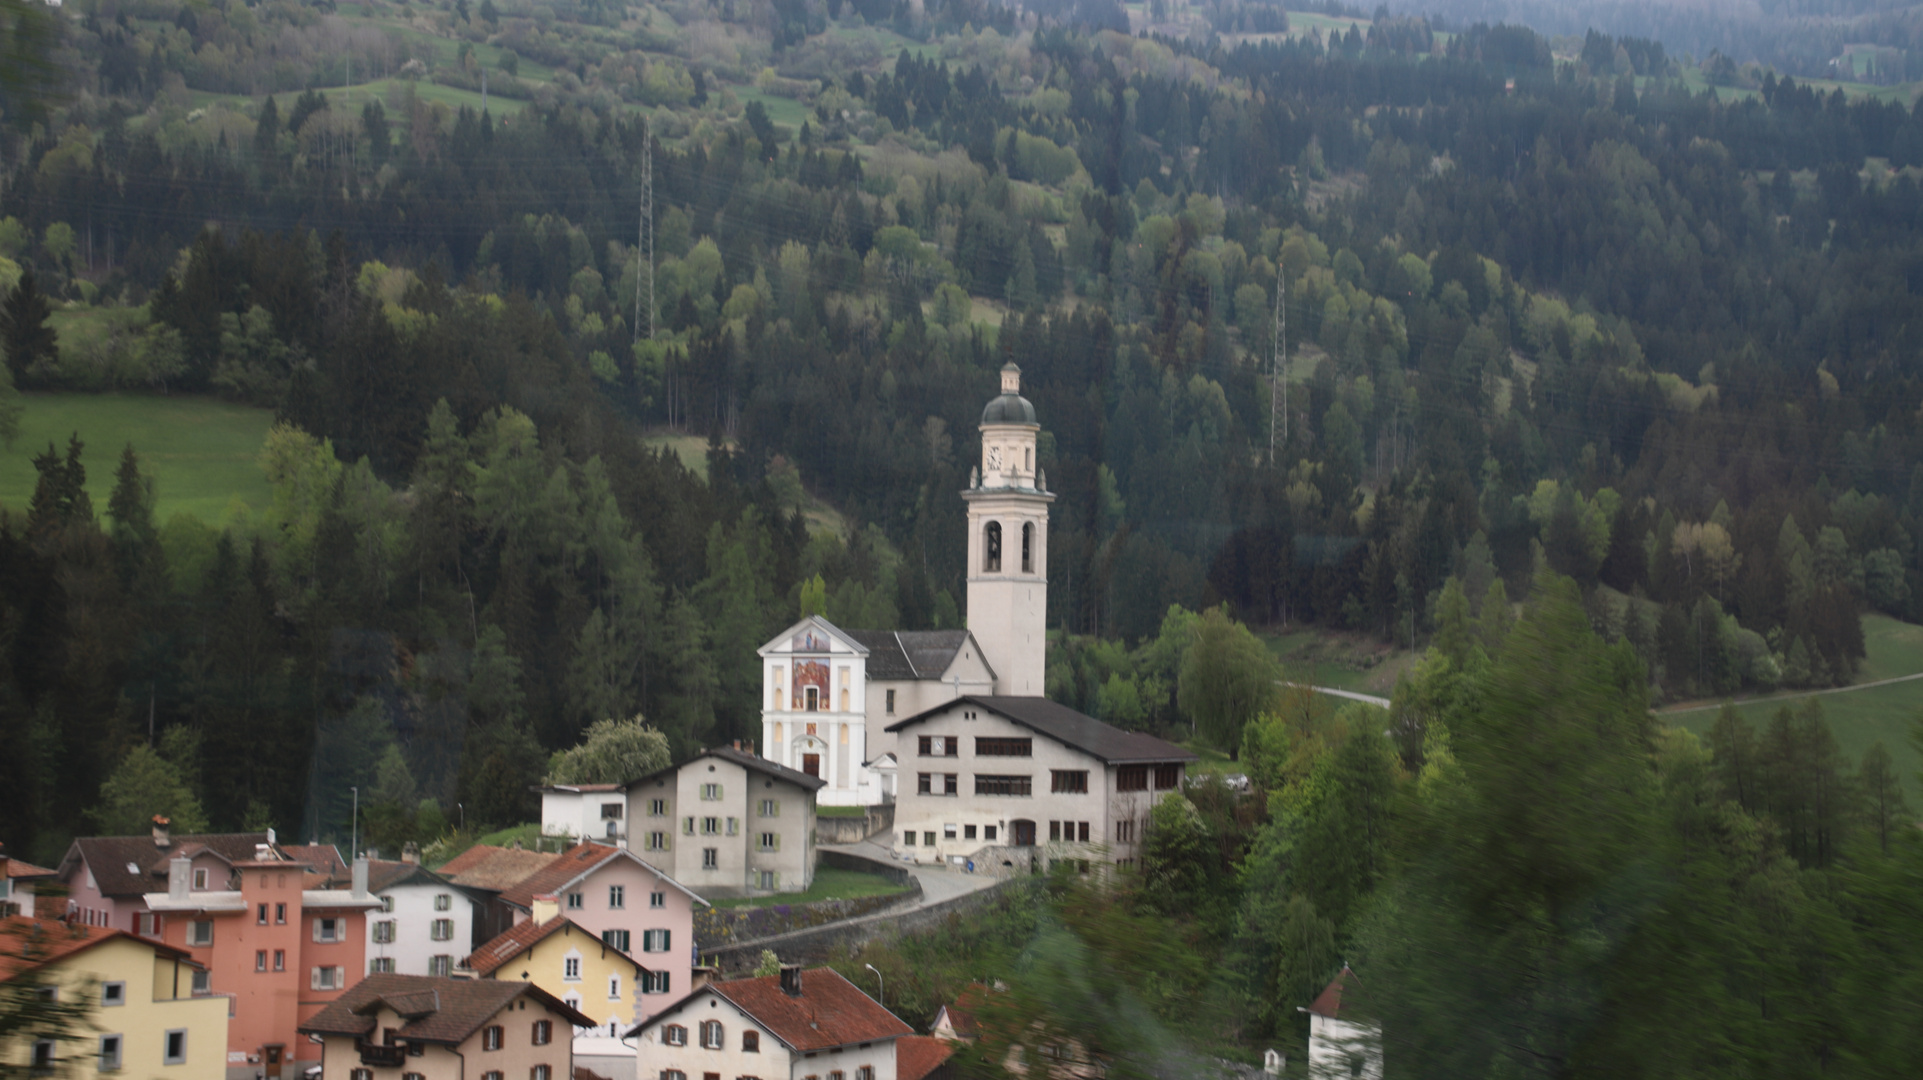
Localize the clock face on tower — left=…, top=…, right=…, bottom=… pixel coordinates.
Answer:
left=987, top=446, right=1002, bottom=471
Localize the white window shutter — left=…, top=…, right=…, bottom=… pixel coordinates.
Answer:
left=336, top=966, right=346, bottom=988
left=310, top=967, right=321, bottom=990
left=312, top=920, right=322, bottom=943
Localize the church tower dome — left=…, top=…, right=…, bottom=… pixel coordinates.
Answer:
left=964, top=363, right=1054, bottom=696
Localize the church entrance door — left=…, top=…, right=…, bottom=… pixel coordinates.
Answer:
left=1012, top=820, right=1036, bottom=846
left=803, top=754, right=820, bottom=778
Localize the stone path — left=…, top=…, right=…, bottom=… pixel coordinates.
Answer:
left=1657, top=669, right=1923, bottom=716
left=1280, top=681, right=1392, bottom=708
left=821, top=837, right=1004, bottom=906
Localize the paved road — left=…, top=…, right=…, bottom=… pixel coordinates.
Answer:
left=1280, top=681, right=1392, bottom=708
left=1657, top=669, right=1923, bottom=716
left=822, top=838, right=1003, bottom=906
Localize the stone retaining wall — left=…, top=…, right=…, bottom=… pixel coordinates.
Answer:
left=693, top=882, right=922, bottom=951
left=699, top=879, right=1015, bottom=973
left=815, top=802, right=896, bottom=845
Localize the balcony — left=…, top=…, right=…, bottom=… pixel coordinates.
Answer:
left=357, top=1043, right=406, bottom=1068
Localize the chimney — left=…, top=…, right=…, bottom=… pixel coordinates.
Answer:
left=351, top=857, right=370, bottom=899
left=690, top=965, right=719, bottom=994
left=167, top=855, right=191, bottom=900
left=778, top=964, right=804, bottom=997
left=531, top=893, right=561, bottom=923
left=266, top=827, right=276, bottom=846
left=152, top=815, right=173, bottom=848
left=401, top=842, right=421, bottom=865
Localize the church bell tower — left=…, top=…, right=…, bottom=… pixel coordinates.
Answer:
left=965, top=363, right=1054, bottom=696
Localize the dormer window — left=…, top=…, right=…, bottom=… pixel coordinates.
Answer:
left=192, top=869, right=208, bottom=891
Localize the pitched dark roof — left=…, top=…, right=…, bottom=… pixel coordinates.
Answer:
left=633, top=968, right=909, bottom=1051
left=898, top=1035, right=958, bottom=1080
left=299, top=973, right=596, bottom=1043
left=346, top=860, right=454, bottom=895
left=63, top=834, right=277, bottom=898
left=885, top=696, right=1197, bottom=765
left=497, top=843, right=623, bottom=911
left=1305, top=965, right=1372, bottom=1023
left=282, top=844, right=347, bottom=879
left=0, top=916, right=195, bottom=981
left=842, top=630, right=982, bottom=681
left=463, top=915, right=645, bottom=977
left=437, top=846, right=564, bottom=893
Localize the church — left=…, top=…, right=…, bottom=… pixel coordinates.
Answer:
left=756, top=365, right=1195, bottom=866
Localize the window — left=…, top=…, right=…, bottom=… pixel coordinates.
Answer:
left=482, top=1073, right=503, bottom=1080
left=703, top=848, right=718, bottom=870
left=603, top=929, right=631, bottom=952
left=1080, top=821, right=1091, bottom=842
left=374, top=920, right=396, bottom=943
left=758, top=832, right=779, bottom=852
left=984, top=522, right=1002, bottom=571
left=31, top=1040, right=54, bottom=1069
left=701, top=783, right=721, bottom=800
left=406, top=1073, right=427, bottom=1080
left=648, top=832, right=670, bottom=851
left=977, top=737, right=1032, bottom=756
left=99, top=1033, right=122, bottom=1070
left=985, top=825, right=998, bottom=841
left=135, top=912, right=159, bottom=938
left=192, top=868, right=208, bottom=890
left=191, top=970, right=210, bottom=994
left=757, top=871, right=779, bottom=890
left=1155, top=764, right=1181, bottom=790
left=370, top=958, right=395, bottom=974
left=1116, top=819, right=1136, bottom=843
left=430, top=956, right=452, bottom=977
left=702, top=817, right=720, bottom=835
left=920, top=773, right=957, bottom=795
left=759, top=799, right=779, bottom=817
left=101, top=981, right=125, bottom=1007
left=742, top=1031, right=760, bottom=1053
left=602, top=802, right=624, bottom=820
left=567, top=892, right=584, bottom=909
left=917, top=735, right=958, bottom=756
left=164, top=1029, right=187, bottom=1065
left=609, top=885, right=626, bottom=909
left=650, top=891, right=665, bottom=908
left=663, top=1072, right=687, bottom=1080
left=609, top=975, right=622, bottom=1000
left=432, top=919, right=454, bottom=941
left=917, top=772, right=931, bottom=795
left=664, top=1025, right=688, bottom=1047
left=643, top=970, right=672, bottom=994
left=857, top=1069, right=874, bottom=1080
left=276, top=902, right=288, bottom=923
left=312, top=966, right=344, bottom=990
left=1117, top=765, right=1149, bottom=791
left=434, top=893, right=452, bottom=911
left=944, top=824, right=958, bottom=840
left=483, top=1025, right=504, bottom=1051
left=351, top=1070, right=373, bottom=1080
left=274, top=950, right=285, bottom=972
left=188, top=920, right=213, bottom=946
left=257, top=902, right=269, bottom=924
left=314, top=917, right=341, bottom=943
left=532, top=1068, right=552, bottom=1080
left=650, top=798, right=667, bottom=816
left=565, top=957, right=582, bottom=980
left=643, top=929, right=672, bottom=952
left=975, top=774, right=1033, bottom=797
left=923, top=832, right=936, bottom=846
left=961, top=824, right=976, bottom=839
left=532, top=1020, right=552, bottom=1045
left=256, top=950, right=268, bottom=972
left=903, top=831, right=916, bottom=845
left=830, top=1072, right=845, bottom=1080
left=1022, top=522, right=1035, bottom=573
left=685, top=817, right=696, bottom=835
left=1052, top=770, right=1089, bottom=793
left=701, top=1021, right=725, bottom=1049
left=886, top=689, right=896, bottom=715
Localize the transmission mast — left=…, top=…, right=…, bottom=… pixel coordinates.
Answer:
left=634, top=119, right=654, bottom=344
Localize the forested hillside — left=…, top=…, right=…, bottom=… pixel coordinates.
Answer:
left=0, top=0, right=1919, bottom=880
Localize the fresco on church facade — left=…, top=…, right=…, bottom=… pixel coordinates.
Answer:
left=793, top=629, right=830, bottom=653
left=792, top=660, right=830, bottom=709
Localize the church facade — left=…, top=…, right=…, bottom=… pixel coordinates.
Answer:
left=756, top=366, right=1194, bottom=845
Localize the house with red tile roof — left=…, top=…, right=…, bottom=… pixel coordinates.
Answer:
left=627, top=966, right=914, bottom=1080
left=298, top=972, right=595, bottom=1080
left=436, top=844, right=565, bottom=946
left=1299, top=966, right=1379, bottom=1080
left=895, top=1035, right=958, bottom=1080
left=0, top=842, right=56, bottom=918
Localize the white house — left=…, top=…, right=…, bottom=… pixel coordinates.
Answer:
left=356, top=857, right=476, bottom=978
left=1301, top=966, right=1382, bottom=1080
left=626, top=966, right=913, bottom=1080
left=537, top=783, right=632, bottom=846
left=883, top=695, right=1194, bottom=868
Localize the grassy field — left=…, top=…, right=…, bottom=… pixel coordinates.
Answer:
left=708, top=867, right=913, bottom=908
left=1665, top=614, right=1923, bottom=803
left=1259, top=625, right=1414, bottom=697
left=1, top=393, right=276, bottom=523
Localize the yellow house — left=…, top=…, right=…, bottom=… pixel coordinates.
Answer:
left=460, top=906, right=654, bottom=1040
left=2, top=914, right=230, bottom=1077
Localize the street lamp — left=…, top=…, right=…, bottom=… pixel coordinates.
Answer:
left=350, top=786, right=359, bottom=861
left=864, top=964, right=884, bottom=1008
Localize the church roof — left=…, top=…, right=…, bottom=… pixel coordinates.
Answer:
left=884, top=696, right=1197, bottom=765
left=1304, top=965, right=1373, bottom=1023
left=842, top=629, right=991, bottom=682
left=980, top=392, right=1036, bottom=425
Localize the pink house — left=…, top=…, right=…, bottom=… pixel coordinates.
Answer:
left=494, top=842, right=707, bottom=1021
left=54, top=818, right=342, bottom=934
